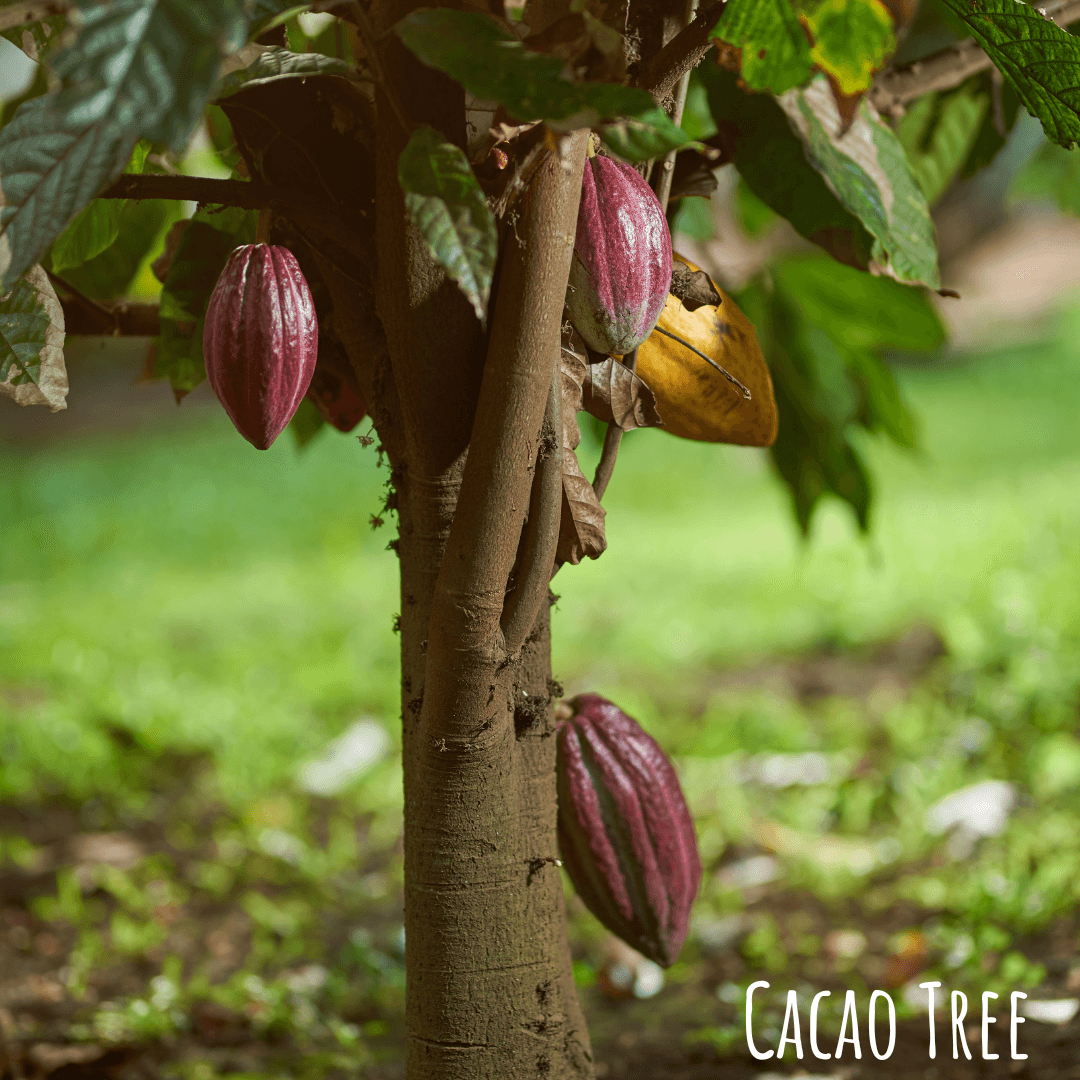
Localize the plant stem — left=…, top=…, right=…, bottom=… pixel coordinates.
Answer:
left=654, top=0, right=700, bottom=217
left=592, top=346, right=637, bottom=501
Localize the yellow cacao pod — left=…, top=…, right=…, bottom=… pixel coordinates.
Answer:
left=633, top=254, right=778, bottom=447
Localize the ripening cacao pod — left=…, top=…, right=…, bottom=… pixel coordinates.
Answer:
left=203, top=243, right=318, bottom=450
left=308, top=354, right=367, bottom=434
left=556, top=693, right=701, bottom=967
left=634, top=254, right=778, bottom=446
left=566, top=155, right=672, bottom=356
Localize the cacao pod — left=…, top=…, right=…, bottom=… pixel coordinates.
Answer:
left=556, top=693, right=701, bottom=967
left=203, top=243, right=318, bottom=450
left=634, top=254, right=778, bottom=446
left=566, top=155, right=672, bottom=356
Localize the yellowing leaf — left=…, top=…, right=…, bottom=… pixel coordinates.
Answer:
left=0, top=264, right=67, bottom=411
left=806, top=0, right=896, bottom=97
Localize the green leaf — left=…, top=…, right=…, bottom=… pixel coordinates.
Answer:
left=0, top=98, right=135, bottom=289
left=806, top=0, right=896, bottom=96
left=215, top=45, right=353, bottom=99
left=777, top=74, right=941, bottom=287
left=938, top=0, right=1080, bottom=149
left=398, top=124, right=497, bottom=326
left=50, top=139, right=151, bottom=272
left=0, top=11, right=67, bottom=63
left=895, top=83, right=989, bottom=204
left=58, top=197, right=178, bottom=302
left=154, top=205, right=256, bottom=400
left=772, top=253, right=945, bottom=355
left=710, top=0, right=814, bottom=95
left=249, top=1, right=310, bottom=39
left=394, top=9, right=691, bottom=161
left=740, top=253, right=939, bottom=533
left=0, top=0, right=251, bottom=288
left=699, top=63, right=875, bottom=266
left=597, top=108, right=693, bottom=161
left=960, top=70, right=1021, bottom=177
left=0, top=263, right=67, bottom=411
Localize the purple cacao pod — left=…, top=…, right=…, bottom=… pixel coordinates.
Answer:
left=556, top=693, right=701, bottom=967
left=566, top=156, right=673, bottom=356
left=203, top=243, right=318, bottom=450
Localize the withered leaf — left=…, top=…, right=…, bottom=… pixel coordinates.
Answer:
left=559, top=329, right=587, bottom=451
left=582, top=357, right=662, bottom=431
left=671, top=262, right=722, bottom=312
left=669, top=150, right=720, bottom=201
left=557, top=448, right=607, bottom=566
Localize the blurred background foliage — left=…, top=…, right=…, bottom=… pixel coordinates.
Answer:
left=3, top=2, right=1080, bottom=1077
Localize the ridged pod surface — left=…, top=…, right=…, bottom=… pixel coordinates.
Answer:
left=566, top=156, right=672, bottom=356
left=556, top=694, right=701, bottom=967
left=203, top=243, right=318, bottom=450
left=634, top=254, right=778, bottom=446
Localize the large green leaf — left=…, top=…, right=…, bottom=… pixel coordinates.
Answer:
left=772, top=255, right=945, bottom=354
left=0, top=98, right=134, bottom=289
left=50, top=139, right=150, bottom=272
left=398, top=124, right=496, bottom=326
left=710, top=0, right=814, bottom=94
left=939, top=0, right=1080, bottom=149
left=699, top=63, right=875, bottom=267
left=741, top=253, right=942, bottom=534
left=806, top=0, right=896, bottom=96
left=0, top=263, right=67, bottom=411
left=154, top=204, right=256, bottom=400
left=215, top=45, right=353, bottom=99
left=394, top=8, right=691, bottom=161
left=0, top=0, right=249, bottom=288
left=777, top=74, right=941, bottom=287
left=57, top=196, right=177, bottom=302
left=895, top=83, right=989, bottom=204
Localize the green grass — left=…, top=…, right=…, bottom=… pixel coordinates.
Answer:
left=3, top=303, right=1080, bottom=1069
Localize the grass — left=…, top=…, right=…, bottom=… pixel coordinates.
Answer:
left=2, top=301, right=1080, bottom=1074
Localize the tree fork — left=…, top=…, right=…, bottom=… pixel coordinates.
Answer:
left=403, top=131, right=592, bottom=1079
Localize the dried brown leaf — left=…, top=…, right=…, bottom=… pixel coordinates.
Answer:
left=670, top=262, right=721, bottom=312
left=557, top=448, right=607, bottom=565
left=582, top=357, right=662, bottom=431
left=559, top=329, right=587, bottom=451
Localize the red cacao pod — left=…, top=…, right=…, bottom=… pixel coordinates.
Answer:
left=566, top=156, right=673, bottom=356
left=556, top=693, right=701, bottom=967
left=203, top=243, right=318, bottom=450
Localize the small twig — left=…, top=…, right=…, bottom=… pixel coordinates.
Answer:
left=592, top=346, right=637, bottom=501
left=654, top=0, right=701, bottom=216
left=636, top=1, right=726, bottom=103
left=96, top=173, right=369, bottom=258
left=501, top=366, right=563, bottom=654
left=46, top=269, right=112, bottom=328
left=653, top=325, right=751, bottom=398
left=869, top=0, right=1080, bottom=115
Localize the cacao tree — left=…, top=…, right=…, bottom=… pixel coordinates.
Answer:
left=2, top=0, right=1080, bottom=1077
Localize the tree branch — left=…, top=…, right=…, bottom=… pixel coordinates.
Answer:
left=870, top=0, right=1080, bottom=115
left=591, top=346, right=637, bottom=501
left=425, top=128, right=588, bottom=690
left=59, top=298, right=160, bottom=336
left=97, top=174, right=369, bottom=257
left=0, top=0, right=69, bottom=33
left=500, top=366, right=563, bottom=655
left=636, top=1, right=725, bottom=103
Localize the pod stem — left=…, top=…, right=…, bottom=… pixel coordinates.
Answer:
left=255, top=207, right=272, bottom=244
left=652, top=325, right=752, bottom=400
left=592, top=346, right=638, bottom=501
